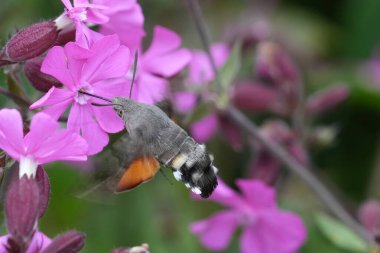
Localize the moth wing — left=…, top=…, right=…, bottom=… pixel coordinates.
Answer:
left=115, top=154, right=160, bottom=192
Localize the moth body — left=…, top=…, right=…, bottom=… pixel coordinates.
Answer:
left=112, top=97, right=218, bottom=198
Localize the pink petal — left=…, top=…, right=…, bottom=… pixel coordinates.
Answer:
left=24, top=113, right=59, bottom=154
left=236, top=179, right=276, bottom=209
left=81, top=34, right=121, bottom=82
left=68, top=103, right=109, bottom=155
left=33, top=130, right=88, bottom=163
left=92, top=78, right=130, bottom=98
left=0, top=109, right=25, bottom=160
left=88, top=45, right=131, bottom=83
left=173, top=91, right=197, bottom=113
left=240, top=226, right=263, bottom=253
left=99, top=3, right=145, bottom=51
left=190, top=114, right=219, bottom=143
left=64, top=42, right=93, bottom=86
left=143, top=26, right=181, bottom=59
left=0, top=235, right=9, bottom=251
left=135, top=74, right=168, bottom=104
left=208, top=178, right=245, bottom=209
left=92, top=105, right=124, bottom=133
left=241, top=211, right=306, bottom=253
left=143, top=48, right=191, bottom=77
left=61, top=0, right=73, bottom=9
left=41, top=46, right=76, bottom=89
left=26, top=231, right=52, bottom=253
left=87, top=9, right=110, bottom=24
left=30, top=87, right=74, bottom=109
left=190, top=211, right=240, bottom=251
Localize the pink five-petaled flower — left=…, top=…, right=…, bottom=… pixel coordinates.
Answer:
left=56, top=0, right=108, bottom=45
left=190, top=179, right=307, bottom=253
left=129, top=26, right=191, bottom=104
left=30, top=35, right=131, bottom=155
left=93, top=0, right=145, bottom=51
left=0, top=109, right=87, bottom=178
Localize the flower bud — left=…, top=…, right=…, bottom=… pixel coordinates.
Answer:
left=41, top=231, right=86, bottom=253
left=24, top=57, right=62, bottom=92
left=6, top=176, right=40, bottom=246
left=255, top=41, right=299, bottom=86
left=55, top=27, right=76, bottom=46
left=359, top=200, right=380, bottom=236
left=232, top=82, right=279, bottom=112
left=250, top=151, right=280, bottom=185
left=3, top=20, right=59, bottom=62
left=36, top=166, right=50, bottom=218
left=219, top=114, right=242, bottom=151
left=306, top=85, right=349, bottom=115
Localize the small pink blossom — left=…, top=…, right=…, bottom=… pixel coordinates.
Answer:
left=30, top=34, right=131, bottom=155
left=0, top=109, right=87, bottom=178
left=130, top=26, right=191, bottom=104
left=0, top=231, right=51, bottom=253
left=358, top=199, right=380, bottom=236
left=94, top=0, right=145, bottom=51
left=191, top=179, right=307, bottom=253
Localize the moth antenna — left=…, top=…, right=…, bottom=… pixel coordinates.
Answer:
left=79, top=90, right=112, bottom=103
left=129, top=51, right=138, bottom=99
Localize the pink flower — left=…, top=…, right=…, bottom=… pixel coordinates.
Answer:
left=190, top=179, right=307, bottom=253
left=30, top=34, right=131, bottom=155
left=174, top=43, right=230, bottom=113
left=358, top=199, right=380, bottom=237
left=0, top=109, right=87, bottom=178
left=0, top=231, right=51, bottom=253
left=94, top=0, right=145, bottom=51
left=130, top=26, right=191, bottom=104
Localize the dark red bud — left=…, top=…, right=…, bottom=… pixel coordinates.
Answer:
left=219, top=115, right=242, bottom=151
left=6, top=176, right=40, bottom=245
left=24, top=57, right=62, bottom=92
left=4, top=20, right=59, bottom=62
left=55, top=27, right=76, bottom=46
left=306, top=85, right=349, bottom=115
left=36, top=166, right=50, bottom=218
left=255, top=41, right=299, bottom=86
left=41, top=231, right=86, bottom=253
left=250, top=151, right=280, bottom=185
left=232, top=82, right=279, bottom=112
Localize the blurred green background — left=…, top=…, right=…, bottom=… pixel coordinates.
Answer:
left=2, top=0, right=380, bottom=252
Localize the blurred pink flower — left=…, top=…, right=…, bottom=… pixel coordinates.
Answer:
left=0, top=109, right=87, bottom=178
left=94, top=0, right=145, bottom=51
left=358, top=199, right=380, bottom=237
left=0, top=231, right=51, bottom=253
left=130, top=26, right=191, bottom=104
left=30, top=34, right=131, bottom=155
left=174, top=43, right=229, bottom=113
left=191, top=179, right=307, bottom=253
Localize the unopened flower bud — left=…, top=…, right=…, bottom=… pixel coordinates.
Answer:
left=219, top=114, right=242, bottom=151
left=6, top=176, right=40, bottom=246
left=306, top=85, right=349, bottom=115
left=3, top=20, right=59, bottom=62
left=232, top=82, right=279, bottom=112
left=36, top=166, right=50, bottom=218
left=250, top=151, right=280, bottom=185
left=55, top=27, right=76, bottom=46
left=255, top=41, right=299, bottom=86
left=41, top=231, right=86, bottom=253
left=359, top=200, right=380, bottom=236
left=24, top=57, right=62, bottom=92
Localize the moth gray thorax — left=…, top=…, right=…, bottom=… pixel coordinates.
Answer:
left=112, top=97, right=218, bottom=198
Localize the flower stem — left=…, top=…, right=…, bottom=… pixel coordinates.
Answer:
left=225, top=105, right=370, bottom=242
left=184, top=0, right=371, bottom=243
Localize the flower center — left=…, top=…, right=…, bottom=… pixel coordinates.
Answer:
left=75, top=84, right=94, bottom=105
left=19, top=156, right=38, bottom=178
left=67, top=7, right=88, bottom=22
left=239, top=208, right=256, bottom=226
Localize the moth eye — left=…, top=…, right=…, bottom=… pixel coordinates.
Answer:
left=117, top=110, right=123, bottom=117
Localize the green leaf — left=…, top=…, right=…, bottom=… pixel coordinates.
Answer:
left=315, top=213, right=368, bottom=252
left=218, top=42, right=241, bottom=92
left=184, top=102, right=214, bottom=125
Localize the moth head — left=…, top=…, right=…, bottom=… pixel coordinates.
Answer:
left=112, top=97, right=129, bottom=118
